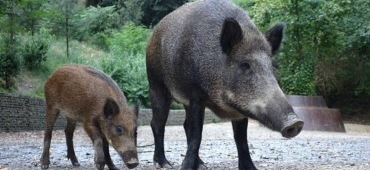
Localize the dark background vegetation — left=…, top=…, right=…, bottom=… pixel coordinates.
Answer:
left=0, top=0, right=369, bottom=123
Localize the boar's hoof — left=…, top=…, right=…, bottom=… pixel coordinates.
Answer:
left=281, top=119, right=304, bottom=138
left=95, top=163, right=105, bottom=170
left=198, top=163, right=207, bottom=170
left=154, top=161, right=173, bottom=169
left=72, top=161, right=80, bottom=167
left=108, top=165, right=120, bottom=170
left=178, top=164, right=207, bottom=170
left=179, top=158, right=207, bottom=170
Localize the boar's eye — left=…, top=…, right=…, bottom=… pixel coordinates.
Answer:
left=239, top=61, right=251, bottom=71
left=115, top=125, right=125, bottom=136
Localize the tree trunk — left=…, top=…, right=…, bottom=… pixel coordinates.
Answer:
left=66, top=17, right=69, bottom=58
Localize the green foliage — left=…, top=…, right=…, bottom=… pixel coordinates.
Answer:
left=117, top=0, right=144, bottom=25
left=71, top=5, right=120, bottom=43
left=108, top=22, right=151, bottom=55
left=99, top=53, right=150, bottom=107
left=0, top=38, right=21, bottom=89
left=278, top=56, right=315, bottom=95
left=18, top=0, right=47, bottom=35
left=102, top=23, right=151, bottom=106
left=21, top=28, right=55, bottom=70
left=248, top=0, right=370, bottom=97
left=232, top=0, right=255, bottom=10
left=0, top=0, right=23, bottom=89
left=140, top=0, right=188, bottom=27
left=40, top=0, right=83, bottom=37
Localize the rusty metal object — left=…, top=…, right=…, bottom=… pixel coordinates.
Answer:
left=286, top=95, right=346, bottom=132
left=293, top=107, right=346, bottom=132
left=286, top=95, right=327, bottom=107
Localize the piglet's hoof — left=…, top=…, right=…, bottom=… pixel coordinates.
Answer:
left=41, top=164, right=49, bottom=169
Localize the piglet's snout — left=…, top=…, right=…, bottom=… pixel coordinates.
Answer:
left=281, top=118, right=304, bottom=138
left=122, top=151, right=139, bottom=169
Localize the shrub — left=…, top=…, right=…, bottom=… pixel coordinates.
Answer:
left=102, top=22, right=151, bottom=106
left=99, top=52, right=150, bottom=107
left=71, top=5, right=119, bottom=43
left=21, top=28, right=54, bottom=70
left=108, top=22, right=151, bottom=55
left=0, top=33, right=21, bottom=89
left=0, top=52, right=21, bottom=89
left=277, top=56, right=316, bottom=95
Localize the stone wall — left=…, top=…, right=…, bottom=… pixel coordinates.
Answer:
left=0, top=93, right=222, bottom=132
left=0, top=93, right=66, bottom=132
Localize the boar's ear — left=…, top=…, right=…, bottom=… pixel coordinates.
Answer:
left=265, top=23, right=285, bottom=55
left=104, top=98, right=119, bottom=120
left=221, top=18, right=243, bottom=54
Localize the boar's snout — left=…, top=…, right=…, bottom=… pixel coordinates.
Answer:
left=122, top=151, right=139, bottom=169
left=281, top=118, right=304, bottom=138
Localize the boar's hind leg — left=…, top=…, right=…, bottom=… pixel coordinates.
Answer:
left=232, top=118, right=258, bottom=170
left=149, top=83, right=172, bottom=168
left=181, top=94, right=206, bottom=170
left=65, top=118, right=80, bottom=166
left=40, top=108, right=60, bottom=169
left=183, top=105, right=207, bottom=169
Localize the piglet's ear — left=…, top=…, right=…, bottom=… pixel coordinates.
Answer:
left=265, top=23, right=285, bottom=55
left=221, top=18, right=243, bottom=54
left=104, top=98, right=119, bottom=120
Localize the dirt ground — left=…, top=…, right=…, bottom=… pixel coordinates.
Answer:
left=1, top=120, right=370, bottom=170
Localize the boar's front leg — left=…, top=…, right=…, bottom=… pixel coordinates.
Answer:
left=65, top=118, right=80, bottom=167
left=183, top=106, right=207, bottom=169
left=149, top=83, right=172, bottom=168
left=84, top=123, right=106, bottom=170
left=232, top=118, right=258, bottom=170
left=181, top=93, right=206, bottom=170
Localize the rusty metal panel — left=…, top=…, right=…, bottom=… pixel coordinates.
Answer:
left=293, top=107, right=346, bottom=132
left=286, top=95, right=327, bottom=107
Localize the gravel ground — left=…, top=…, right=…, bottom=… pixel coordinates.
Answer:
left=1, top=120, right=370, bottom=170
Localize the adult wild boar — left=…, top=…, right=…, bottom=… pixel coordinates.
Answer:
left=40, top=64, right=139, bottom=170
left=146, top=0, right=304, bottom=169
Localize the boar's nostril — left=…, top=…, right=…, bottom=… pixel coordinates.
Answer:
left=281, top=119, right=304, bottom=138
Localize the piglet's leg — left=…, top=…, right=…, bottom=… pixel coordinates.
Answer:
left=102, top=136, right=118, bottom=170
left=232, top=118, right=258, bottom=170
left=40, top=108, right=59, bottom=169
left=65, top=118, right=80, bottom=166
left=84, top=123, right=106, bottom=170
